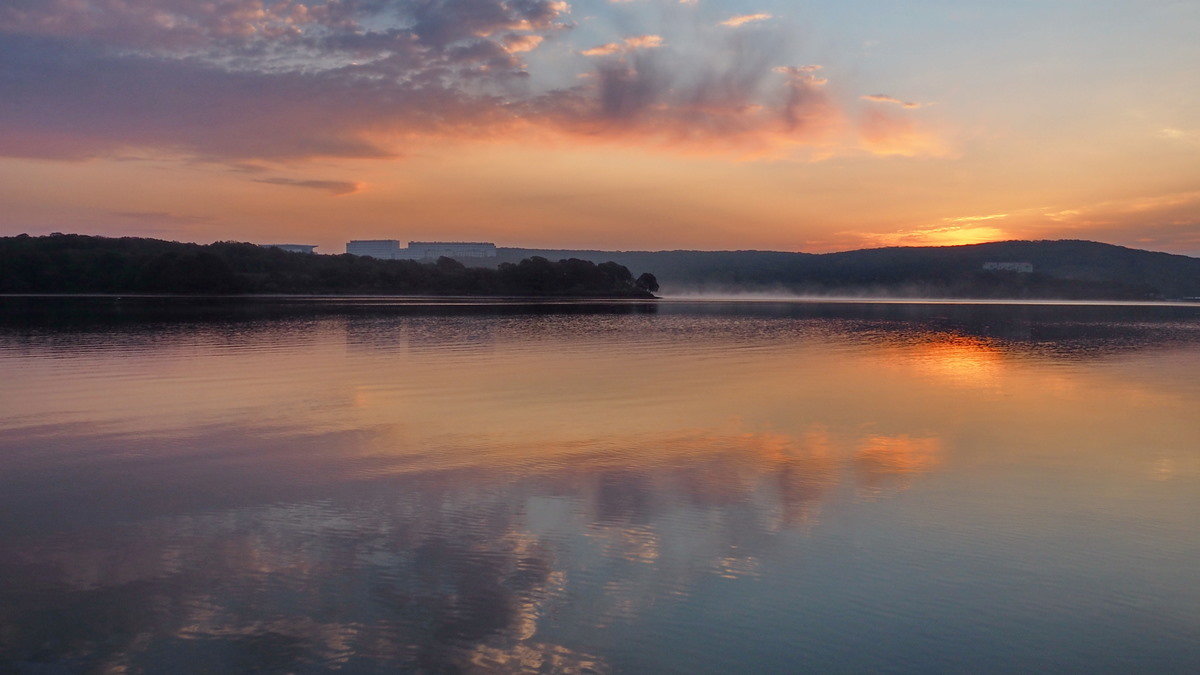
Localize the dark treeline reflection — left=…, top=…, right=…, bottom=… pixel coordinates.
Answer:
left=1, top=300, right=1198, bottom=672
left=0, top=296, right=662, bottom=329
left=3, top=296, right=1199, bottom=357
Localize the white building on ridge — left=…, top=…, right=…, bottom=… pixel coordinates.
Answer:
left=346, top=239, right=497, bottom=260
left=405, top=242, right=497, bottom=259
left=982, top=262, right=1034, bottom=274
left=346, top=240, right=401, bottom=259
left=261, top=244, right=317, bottom=254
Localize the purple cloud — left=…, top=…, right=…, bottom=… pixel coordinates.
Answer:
left=0, top=0, right=937, bottom=162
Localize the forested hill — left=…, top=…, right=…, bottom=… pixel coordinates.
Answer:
left=0, top=234, right=657, bottom=297
left=501, top=240, right=1200, bottom=299
left=6, top=234, right=1199, bottom=300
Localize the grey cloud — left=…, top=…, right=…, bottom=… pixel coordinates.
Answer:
left=0, top=35, right=511, bottom=160
left=111, top=211, right=214, bottom=224
left=0, top=0, right=571, bottom=161
left=0, top=0, right=932, bottom=162
left=254, top=177, right=363, bottom=195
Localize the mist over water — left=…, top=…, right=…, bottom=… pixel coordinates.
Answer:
left=662, top=291, right=1200, bottom=306
left=1, top=297, right=1198, bottom=672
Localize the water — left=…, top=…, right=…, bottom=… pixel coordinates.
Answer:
left=1, top=297, right=1198, bottom=672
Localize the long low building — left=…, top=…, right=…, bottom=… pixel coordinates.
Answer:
left=982, top=261, right=1034, bottom=273
left=261, top=243, right=317, bottom=254
left=346, top=239, right=497, bottom=260
left=346, top=240, right=402, bottom=259
left=406, top=241, right=497, bottom=259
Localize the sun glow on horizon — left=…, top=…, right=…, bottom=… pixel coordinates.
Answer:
left=858, top=225, right=1011, bottom=249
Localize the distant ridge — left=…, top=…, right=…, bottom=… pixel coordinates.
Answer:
left=3, top=234, right=1199, bottom=300
left=498, top=240, right=1200, bottom=299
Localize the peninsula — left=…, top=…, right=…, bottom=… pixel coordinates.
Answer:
left=0, top=234, right=659, bottom=298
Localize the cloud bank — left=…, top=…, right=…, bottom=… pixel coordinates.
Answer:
left=0, top=0, right=941, bottom=162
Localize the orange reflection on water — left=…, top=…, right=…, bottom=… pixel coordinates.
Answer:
left=855, top=435, right=943, bottom=495
left=5, top=309, right=1198, bottom=518
left=904, top=335, right=1006, bottom=388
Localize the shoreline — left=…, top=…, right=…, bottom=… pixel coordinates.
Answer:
left=4, top=294, right=1199, bottom=307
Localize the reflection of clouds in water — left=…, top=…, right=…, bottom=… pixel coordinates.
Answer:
left=0, top=497, right=588, bottom=672
left=2, top=304, right=1199, bottom=670
left=597, top=525, right=661, bottom=565
left=0, top=424, right=945, bottom=670
left=855, top=435, right=943, bottom=496
left=713, top=548, right=762, bottom=580
left=467, top=641, right=606, bottom=674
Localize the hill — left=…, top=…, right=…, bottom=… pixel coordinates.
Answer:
left=5, top=234, right=1199, bottom=300
left=498, top=240, right=1200, bottom=299
left=0, top=234, right=656, bottom=298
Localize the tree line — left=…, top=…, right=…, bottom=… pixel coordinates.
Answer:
left=0, top=234, right=660, bottom=297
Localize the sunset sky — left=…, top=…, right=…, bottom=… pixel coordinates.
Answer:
left=1, top=0, right=1197, bottom=254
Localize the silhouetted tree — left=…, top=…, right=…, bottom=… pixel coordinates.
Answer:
left=635, top=272, right=659, bottom=293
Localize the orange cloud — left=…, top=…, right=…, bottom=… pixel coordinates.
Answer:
left=581, top=43, right=622, bottom=56
left=719, top=13, right=773, bottom=27
left=623, top=34, right=664, bottom=49
left=580, top=34, right=663, bottom=56
left=1028, top=191, right=1200, bottom=250
left=502, top=34, right=544, bottom=54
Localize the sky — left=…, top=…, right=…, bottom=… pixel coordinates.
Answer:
left=0, top=0, right=1197, bottom=254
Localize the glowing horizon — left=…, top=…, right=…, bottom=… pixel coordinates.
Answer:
left=1, top=1, right=1197, bottom=255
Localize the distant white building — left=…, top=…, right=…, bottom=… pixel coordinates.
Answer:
left=403, top=242, right=497, bottom=259
left=982, top=262, right=1034, bottom=274
left=261, top=244, right=317, bottom=254
left=346, top=240, right=401, bottom=259
left=346, top=239, right=497, bottom=260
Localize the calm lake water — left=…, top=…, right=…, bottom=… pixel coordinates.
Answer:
left=1, top=297, right=1198, bottom=673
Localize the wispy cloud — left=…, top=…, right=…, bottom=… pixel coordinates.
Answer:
left=581, top=34, right=663, bottom=56
left=1042, top=190, right=1200, bottom=222
left=861, top=94, right=926, bottom=109
left=111, top=210, right=213, bottom=224
left=829, top=190, right=1200, bottom=254
left=719, top=13, right=773, bottom=28
left=1159, top=127, right=1200, bottom=146
left=253, top=178, right=363, bottom=195
left=943, top=214, right=1008, bottom=223
left=1030, top=191, right=1200, bottom=253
